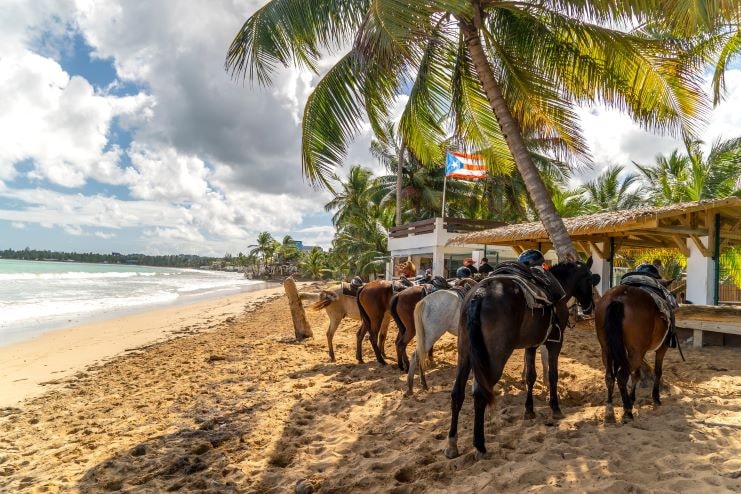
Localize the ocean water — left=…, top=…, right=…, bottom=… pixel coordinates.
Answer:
left=0, top=259, right=266, bottom=346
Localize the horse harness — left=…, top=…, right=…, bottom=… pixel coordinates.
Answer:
left=341, top=276, right=365, bottom=297
left=620, top=274, right=682, bottom=357
left=488, top=262, right=568, bottom=346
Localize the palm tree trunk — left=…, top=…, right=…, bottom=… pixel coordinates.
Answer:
left=396, top=142, right=406, bottom=226
left=460, top=20, right=577, bottom=261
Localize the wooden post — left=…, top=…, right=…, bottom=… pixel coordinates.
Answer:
left=284, top=277, right=312, bottom=340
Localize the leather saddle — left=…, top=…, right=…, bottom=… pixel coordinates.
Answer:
left=490, top=261, right=565, bottom=305
left=421, top=276, right=452, bottom=297
left=341, top=276, right=365, bottom=297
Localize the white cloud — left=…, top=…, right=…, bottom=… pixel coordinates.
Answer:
left=94, top=231, right=116, bottom=239
left=11, top=222, right=25, bottom=229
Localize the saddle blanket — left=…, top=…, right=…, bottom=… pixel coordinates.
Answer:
left=621, top=274, right=678, bottom=350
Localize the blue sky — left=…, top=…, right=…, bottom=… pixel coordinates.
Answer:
left=1, top=1, right=739, bottom=256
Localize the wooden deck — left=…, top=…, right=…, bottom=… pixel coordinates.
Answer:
left=675, top=304, right=741, bottom=347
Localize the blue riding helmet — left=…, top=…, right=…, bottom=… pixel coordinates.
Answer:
left=636, top=263, right=661, bottom=278
left=455, top=266, right=472, bottom=278
left=518, top=249, right=545, bottom=267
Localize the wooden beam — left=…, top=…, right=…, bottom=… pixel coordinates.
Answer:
left=690, top=235, right=710, bottom=257
left=512, top=245, right=524, bottom=255
left=672, top=235, right=690, bottom=257
left=707, top=211, right=717, bottom=256
left=576, top=241, right=591, bottom=257
left=653, top=226, right=708, bottom=236
left=588, top=241, right=606, bottom=259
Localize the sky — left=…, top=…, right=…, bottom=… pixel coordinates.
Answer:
left=1, top=1, right=739, bottom=257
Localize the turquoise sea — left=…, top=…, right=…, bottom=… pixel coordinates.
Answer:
left=0, top=259, right=265, bottom=346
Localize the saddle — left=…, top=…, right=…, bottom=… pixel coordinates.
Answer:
left=620, top=273, right=678, bottom=348
left=421, top=276, right=452, bottom=297
left=341, top=276, right=364, bottom=297
left=489, top=261, right=565, bottom=307
left=489, top=261, right=567, bottom=344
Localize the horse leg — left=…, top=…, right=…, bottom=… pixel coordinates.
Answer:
left=355, top=324, right=366, bottom=364
left=602, top=348, right=616, bottom=422
left=523, top=347, right=537, bottom=420
left=395, top=325, right=405, bottom=371
left=326, top=317, right=339, bottom=362
left=616, top=367, right=633, bottom=423
left=546, top=341, right=563, bottom=420
left=445, top=358, right=471, bottom=459
left=405, top=351, right=418, bottom=397
left=400, top=325, right=414, bottom=373
left=653, top=345, right=668, bottom=406
left=419, top=358, right=428, bottom=391
left=379, top=313, right=391, bottom=359
left=472, top=378, right=491, bottom=460
left=629, top=368, right=640, bottom=403
left=369, top=324, right=387, bottom=366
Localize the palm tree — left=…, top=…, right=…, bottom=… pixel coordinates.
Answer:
left=299, top=247, right=330, bottom=279
left=580, top=165, right=643, bottom=212
left=227, top=1, right=711, bottom=260
left=249, top=231, right=277, bottom=272
left=324, top=165, right=374, bottom=227
left=636, top=137, right=741, bottom=205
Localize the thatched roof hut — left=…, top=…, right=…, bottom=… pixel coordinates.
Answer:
left=448, top=197, right=740, bottom=256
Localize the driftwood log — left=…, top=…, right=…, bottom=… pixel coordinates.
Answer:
left=284, top=277, right=313, bottom=340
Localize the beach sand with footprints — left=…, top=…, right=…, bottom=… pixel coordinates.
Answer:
left=1, top=283, right=739, bottom=493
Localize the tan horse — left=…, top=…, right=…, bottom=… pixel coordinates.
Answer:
left=594, top=285, right=671, bottom=423
left=301, top=286, right=361, bottom=362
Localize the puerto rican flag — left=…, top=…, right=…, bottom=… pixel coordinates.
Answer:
left=445, top=151, right=487, bottom=180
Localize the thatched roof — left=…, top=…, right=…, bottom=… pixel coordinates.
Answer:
left=449, top=197, right=741, bottom=251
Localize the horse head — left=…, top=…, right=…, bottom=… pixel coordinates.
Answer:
left=552, top=256, right=601, bottom=315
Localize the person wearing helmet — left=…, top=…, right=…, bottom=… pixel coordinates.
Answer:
left=456, top=266, right=472, bottom=278
left=518, top=249, right=545, bottom=267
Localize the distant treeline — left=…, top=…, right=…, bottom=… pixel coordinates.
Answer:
left=0, top=248, right=223, bottom=268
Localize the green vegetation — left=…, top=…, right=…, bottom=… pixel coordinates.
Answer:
left=0, top=248, right=224, bottom=268
left=226, top=1, right=731, bottom=260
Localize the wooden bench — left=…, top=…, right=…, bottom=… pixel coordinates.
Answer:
left=675, top=305, right=741, bottom=347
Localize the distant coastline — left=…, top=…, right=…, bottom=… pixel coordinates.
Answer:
left=0, top=248, right=229, bottom=270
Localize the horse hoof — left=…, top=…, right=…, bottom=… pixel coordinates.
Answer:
left=444, top=447, right=459, bottom=459
left=622, top=412, right=634, bottom=424
left=422, top=384, right=429, bottom=391
left=551, top=410, right=564, bottom=420
left=404, top=388, right=413, bottom=397
left=474, top=449, right=490, bottom=461
left=523, top=410, right=536, bottom=420
left=653, top=399, right=662, bottom=406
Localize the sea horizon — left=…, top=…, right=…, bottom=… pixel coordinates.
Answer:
left=0, top=259, right=268, bottom=347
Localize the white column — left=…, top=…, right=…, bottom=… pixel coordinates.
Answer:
left=685, top=236, right=713, bottom=305
left=385, top=261, right=392, bottom=281
left=432, top=245, right=445, bottom=278
left=589, top=242, right=611, bottom=296
left=685, top=236, right=713, bottom=347
left=471, top=250, right=484, bottom=265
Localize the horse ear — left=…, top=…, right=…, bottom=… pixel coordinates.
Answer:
left=591, top=273, right=601, bottom=286
left=586, top=256, right=593, bottom=269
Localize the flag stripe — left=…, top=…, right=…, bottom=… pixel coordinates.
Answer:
left=446, top=151, right=487, bottom=179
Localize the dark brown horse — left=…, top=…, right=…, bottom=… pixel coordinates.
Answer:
left=594, top=285, right=672, bottom=423
left=389, top=285, right=424, bottom=371
left=445, top=259, right=600, bottom=460
left=390, top=278, right=478, bottom=372
left=356, top=280, right=394, bottom=365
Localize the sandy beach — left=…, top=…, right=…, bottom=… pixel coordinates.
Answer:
left=1, top=284, right=739, bottom=493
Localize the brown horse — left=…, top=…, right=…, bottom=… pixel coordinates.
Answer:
left=445, top=260, right=600, bottom=460
left=390, top=278, right=477, bottom=372
left=594, top=285, right=672, bottom=423
left=356, top=280, right=394, bottom=365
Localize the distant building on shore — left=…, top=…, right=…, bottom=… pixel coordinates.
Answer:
left=291, top=240, right=322, bottom=252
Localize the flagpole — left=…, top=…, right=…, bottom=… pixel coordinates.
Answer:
left=441, top=173, right=447, bottom=218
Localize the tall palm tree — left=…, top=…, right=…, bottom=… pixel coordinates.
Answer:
left=580, top=165, right=643, bottom=212
left=250, top=231, right=277, bottom=272
left=636, top=137, right=741, bottom=205
left=324, top=165, right=374, bottom=227
left=227, top=1, right=711, bottom=260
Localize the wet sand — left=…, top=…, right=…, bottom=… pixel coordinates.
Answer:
left=0, top=285, right=739, bottom=492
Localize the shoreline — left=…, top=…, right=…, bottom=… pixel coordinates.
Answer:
left=0, top=284, right=288, bottom=408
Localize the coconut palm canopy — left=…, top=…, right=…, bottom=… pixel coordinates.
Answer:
left=225, top=0, right=731, bottom=260
left=449, top=197, right=741, bottom=254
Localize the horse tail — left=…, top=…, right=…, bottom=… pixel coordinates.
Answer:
left=357, top=287, right=371, bottom=331
left=466, top=289, right=495, bottom=404
left=414, top=297, right=428, bottom=371
left=309, top=290, right=338, bottom=310
left=605, top=300, right=628, bottom=377
left=390, top=294, right=405, bottom=339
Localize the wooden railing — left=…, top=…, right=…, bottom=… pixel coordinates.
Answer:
left=389, top=217, right=504, bottom=238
